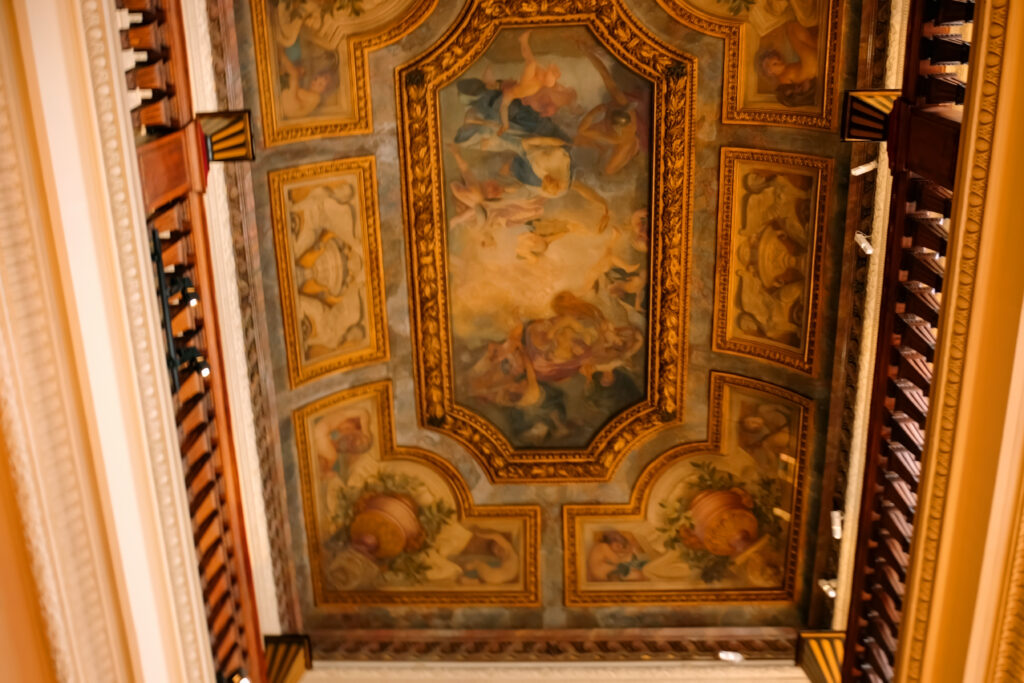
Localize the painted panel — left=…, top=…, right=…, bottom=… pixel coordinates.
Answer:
left=251, top=0, right=436, bottom=144
left=714, top=148, right=832, bottom=372
left=657, top=0, right=842, bottom=129
left=269, top=157, right=388, bottom=386
left=398, top=0, right=694, bottom=482
left=565, top=373, right=811, bottom=605
left=294, top=381, right=540, bottom=605
left=442, top=27, right=652, bottom=450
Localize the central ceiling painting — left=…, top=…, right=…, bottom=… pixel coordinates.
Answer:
left=231, top=0, right=853, bottom=661
left=398, top=4, right=693, bottom=481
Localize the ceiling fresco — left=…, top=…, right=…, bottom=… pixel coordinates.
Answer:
left=398, top=8, right=694, bottom=480
left=230, top=0, right=856, bottom=660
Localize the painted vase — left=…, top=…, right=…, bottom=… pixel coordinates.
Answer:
left=348, top=493, right=425, bottom=560
left=687, top=488, right=759, bottom=557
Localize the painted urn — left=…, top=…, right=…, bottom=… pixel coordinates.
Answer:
left=679, top=487, right=759, bottom=557
left=348, top=493, right=425, bottom=560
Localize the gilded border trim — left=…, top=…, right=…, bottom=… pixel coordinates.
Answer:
left=250, top=0, right=437, bottom=145
left=563, top=372, right=812, bottom=606
left=713, top=147, right=833, bottom=374
left=293, top=381, right=541, bottom=607
left=396, top=0, right=695, bottom=483
left=268, top=156, right=389, bottom=387
left=896, top=0, right=1012, bottom=679
left=656, top=0, right=842, bottom=130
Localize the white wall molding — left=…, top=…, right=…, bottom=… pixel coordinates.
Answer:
left=0, top=6, right=131, bottom=680
left=5, top=0, right=217, bottom=680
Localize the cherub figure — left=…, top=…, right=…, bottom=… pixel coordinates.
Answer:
left=574, top=42, right=644, bottom=176
left=758, top=22, right=820, bottom=107
left=497, top=31, right=575, bottom=135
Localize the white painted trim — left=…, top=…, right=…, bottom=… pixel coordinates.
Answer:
left=0, top=5, right=133, bottom=680
left=178, top=0, right=283, bottom=635
left=7, top=0, right=217, bottom=680
left=302, top=661, right=809, bottom=682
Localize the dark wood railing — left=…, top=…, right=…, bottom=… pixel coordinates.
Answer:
left=117, top=0, right=265, bottom=680
left=843, top=0, right=974, bottom=680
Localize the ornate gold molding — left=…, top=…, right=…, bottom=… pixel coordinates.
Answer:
left=396, top=0, right=695, bottom=483
left=713, top=147, right=833, bottom=374
left=656, top=0, right=842, bottom=130
left=896, top=0, right=1012, bottom=680
left=250, top=0, right=436, bottom=145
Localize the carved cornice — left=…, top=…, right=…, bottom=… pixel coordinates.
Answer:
left=75, top=0, right=215, bottom=678
left=309, top=626, right=797, bottom=663
left=896, top=0, right=1011, bottom=680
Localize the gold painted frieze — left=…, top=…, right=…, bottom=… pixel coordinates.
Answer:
left=251, top=0, right=437, bottom=145
left=269, top=157, right=389, bottom=387
left=397, top=0, right=695, bottom=483
left=564, top=373, right=811, bottom=605
left=714, top=147, right=832, bottom=373
left=294, top=381, right=541, bottom=606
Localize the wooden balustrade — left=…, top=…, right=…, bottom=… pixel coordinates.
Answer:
left=842, top=0, right=973, bottom=678
left=117, top=0, right=264, bottom=680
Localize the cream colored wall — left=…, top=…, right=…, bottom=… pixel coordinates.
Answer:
left=0, top=0, right=215, bottom=680
left=0, top=429, right=57, bottom=683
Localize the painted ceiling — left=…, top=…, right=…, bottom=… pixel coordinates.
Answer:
left=227, top=0, right=858, bottom=660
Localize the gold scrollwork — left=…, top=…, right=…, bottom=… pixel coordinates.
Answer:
left=396, top=0, right=695, bottom=483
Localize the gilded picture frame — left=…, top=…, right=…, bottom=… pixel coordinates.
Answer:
left=713, top=147, right=833, bottom=374
left=268, top=157, right=389, bottom=387
left=656, top=0, right=842, bottom=130
left=294, top=381, right=541, bottom=607
left=564, top=372, right=812, bottom=606
left=396, top=0, right=695, bottom=483
left=250, top=0, right=437, bottom=145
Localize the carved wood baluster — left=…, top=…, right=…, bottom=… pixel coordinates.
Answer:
left=122, top=0, right=263, bottom=679
left=843, top=0, right=971, bottom=677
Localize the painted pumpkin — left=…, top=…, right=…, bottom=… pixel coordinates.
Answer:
left=348, top=493, right=425, bottom=560
left=687, top=488, right=759, bottom=557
